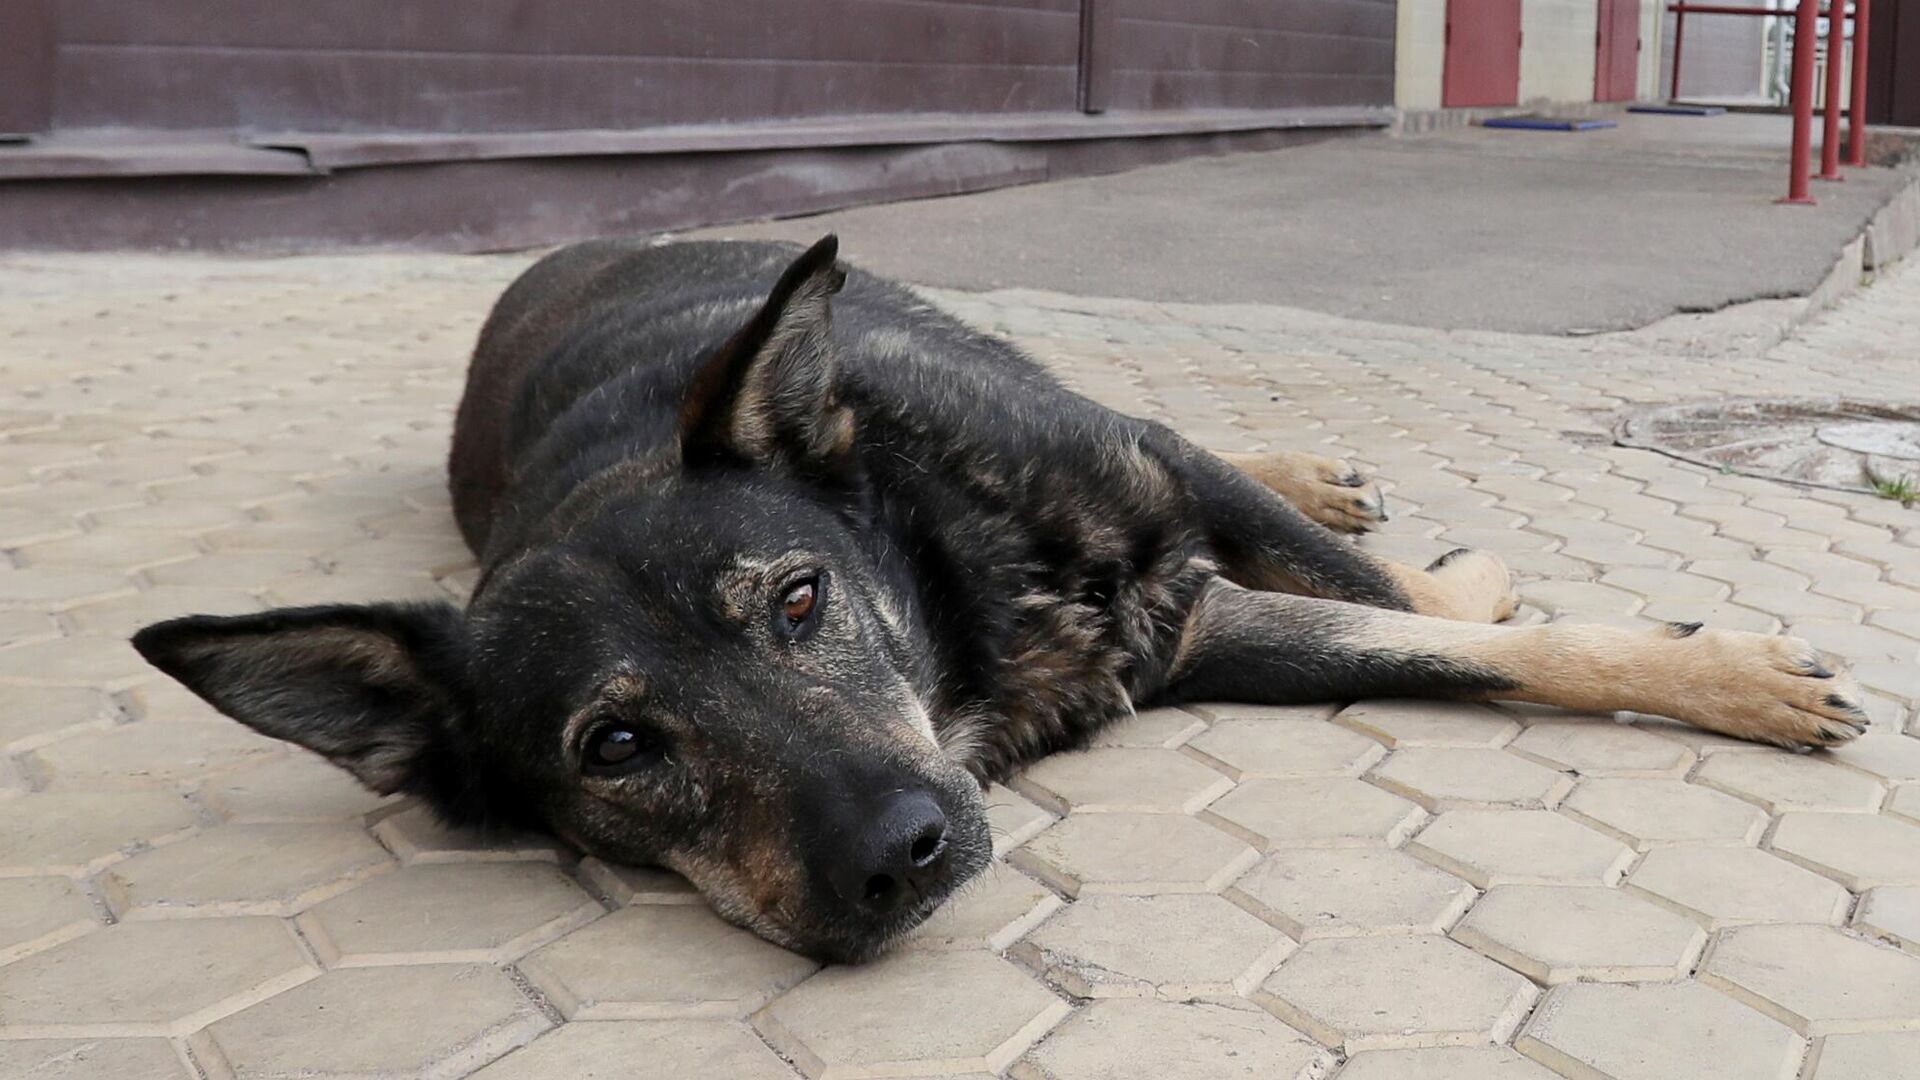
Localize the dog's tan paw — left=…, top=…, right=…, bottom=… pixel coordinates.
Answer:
left=1673, top=628, right=1870, bottom=750
left=1277, top=452, right=1389, bottom=534
left=1425, top=548, right=1518, bottom=623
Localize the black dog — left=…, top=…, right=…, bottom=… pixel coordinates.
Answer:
left=134, top=236, right=1868, bottom=960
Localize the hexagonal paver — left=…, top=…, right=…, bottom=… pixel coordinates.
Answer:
left=1516, top=981, right=1804, bottom=1080
left=1012, top=998, right=1329, bottom=1080
left=1254, top=934, right=1536, bottom=1052
left=1183, top=719, right=1385, bottom=779
left=1227, top=847, right=1474, bottom=940
left=471, top=1020, right=800, bottom=1080
left=0, top=685, right=117, bottom=751
left=1694, top=752, right=1886, bottom=813
left=101, top=822, right=392, bottom=918
left=1204, top=778, right=1425, bottom=850
left=195, top=964, right=549, bottom=1080
left=1701, top=924, right=1920, bottom=1035
left=1407, top=810, right=1633, bottom=887
left=371, top=803, right=568, bottom=863
left=0, top=790, right=200, bottom=874
left=1011, top=893, right=1293, bottom=998
left=1451, top=885, right=1706, bottom=984
left=1013, top=747, right=1233, bottom=815
left=1368, top=747, right=1571, bottom=810
left=985, top=783, right=1056, bottom=857
left=1809, top=1031, right=1920, bottom=1078
left=520, top=903, right=817, bottom=1019
left=0, top=917, right=314, bottom=1036
left=1009, top=812, right=1258, bottom=896
left=197, top=753, right=392, bottom=822
left=0, top=876, right=97, bottom=964
left=0, top=1039, right=189, bottom=1079
left=578, top=856, right=702, bottom=905
left=1627, top=845, right=1850, bottom=929
left=1338, top=1046, right=1562, bottom=1079
left=1558, top=777, right=1768, bottom=849
left=29, top=717, right=283, bottom=791
left=1857, top=887, right=1920, bottom=952
left=1506, top=719, right=1695, bottom=776
left=297, top=861, right=602, bottom=965
left=1825, top=729, right=1920, bottom=782
left=1083, top=706, right=1206, bottom=749
left=905, top=865, right=1061, bottom=953
left=754, top=950, right=1070, bottom=1078
left=1787, top=620, right=1919, bottom=663
left=1333, top=700, right=1519, bottom=748
left=1769, top=811, right=1920, bottom=888
left=1892, top=783, right=1920, bottom=825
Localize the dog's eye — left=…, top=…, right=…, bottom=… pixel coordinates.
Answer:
left=777, top=575, right=823, bottom=640
left=582, top=725, right=660, bottom=775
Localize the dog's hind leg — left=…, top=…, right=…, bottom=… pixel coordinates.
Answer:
left=1163, top=581, right=1869, bottom=750
left=1217, top=449, right=1388, bottom=535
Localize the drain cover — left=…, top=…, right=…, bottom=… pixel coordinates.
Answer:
left=1616, top=399, right=1920, bottom=493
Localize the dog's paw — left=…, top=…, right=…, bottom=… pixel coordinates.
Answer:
left=1283, top=453, right=1390, bottom=534
left=1425, top=548, right=1518, bottom=623
left=1672, top=629, right=1869, bottom=750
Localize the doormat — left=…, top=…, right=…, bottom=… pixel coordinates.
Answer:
left=1628, top=104, right=1729, bottom=116
left=1481, top=115, right=1619, bottom=132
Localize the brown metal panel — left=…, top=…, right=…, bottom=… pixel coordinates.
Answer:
left=1866, top=0, right=1920, bottom=125
left=1079, top=0, right=1116, bottom=112
left=0, top=0, right=56, bottom=134
left=1100, top=0, right=1395, bottom=110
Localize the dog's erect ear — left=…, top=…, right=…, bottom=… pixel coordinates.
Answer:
left=679, top=234, right=854, bottom=471
left=131, top=603, right=475, bottom=802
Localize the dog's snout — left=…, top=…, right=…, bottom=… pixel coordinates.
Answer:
left=826, top=789, right=950, bottom=915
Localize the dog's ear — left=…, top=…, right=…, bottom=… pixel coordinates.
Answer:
left=132, top=603, right=478, bottom=807
left=679, top=234, right=854, bottom=472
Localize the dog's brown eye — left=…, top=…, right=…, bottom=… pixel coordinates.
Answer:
left=783, top=581, right=817, bottom=623
left=583, top=725, right=658, bottom=775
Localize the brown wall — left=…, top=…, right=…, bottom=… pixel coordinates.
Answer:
left=1101, top=0, right=1396, bottom=110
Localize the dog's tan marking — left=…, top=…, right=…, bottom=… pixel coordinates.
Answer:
left=1382, top=548, right=1520, bottom=624
left=1220, top=449, right=1388, bottom=534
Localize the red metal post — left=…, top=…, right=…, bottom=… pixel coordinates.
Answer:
left=1848, top=0, right=1871, bottom=166
left=1819, top=2, right=1846, bottom=179
left=1782, top=0, right=1819, bottom=202
left=1671, top=7, right=1687, bottom=99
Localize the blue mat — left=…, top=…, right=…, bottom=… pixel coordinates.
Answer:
left=1482, top=116, right=1619, bottom=132
left=1628, top=104, right=1728, bottom=116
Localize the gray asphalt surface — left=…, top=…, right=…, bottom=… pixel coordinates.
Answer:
left=688, top=114, right=1911, bottom=335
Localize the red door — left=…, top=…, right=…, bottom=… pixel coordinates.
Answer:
left=1594, top=0, right=1642, bottom=101
left=1443, top=0, right=1524, bottom=107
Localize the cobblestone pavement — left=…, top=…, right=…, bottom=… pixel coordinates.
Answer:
left=2, top=246, right=1920, bottom=1080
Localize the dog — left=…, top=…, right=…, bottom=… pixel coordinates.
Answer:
left=133, top=235, right=1870, bottom=961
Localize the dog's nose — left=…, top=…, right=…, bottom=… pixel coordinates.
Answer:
left=826, top=789, right=950, bottom=915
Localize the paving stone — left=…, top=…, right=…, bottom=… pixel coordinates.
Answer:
left=905, top=864, right=1062, bottom=952
left=1013, top=747, right=1234, bottom=815
left=0, top=1039, right=190, bottom=1080
left=1786, top=620, right=1920, bottom=663
left=101, top=822, right=391, bottom=918
left=1451, top=885, right=1706, bottom=984
left=1626, top=844, right=1849, bottom=929
left=1183, top=718, right=1385, bottom=779
left=754, top=950, right=1069, bottom=1078
left=196, top=964, right=549, bottom=1080
left=1505, top=719, right=1696, bottom=776
left=1694, top=751, right=1886, bottom=812
left=1516, top=980, right=1804, bottom=1080
left=0, top=790, right=200, bottom=874
left=1407, top=809, right=1634, bottom=887
left=1598, top=567, right=1731, bottom=601
left=1640, top=599, right=1782, bottom=633
left=1856, top=886, right=1920, bottom=952
left=521, top=903, right=817, bottom=1019
left=577, top=856, right=702, bottom=905
left=1368, top=747, right=1572, bottom=809
left=985, top=783, right=1057, bottom=857
left=298, top=861, right=602, bottom=965
left=1227, top=847, right=1474, bottom=940
left=1769, top=811, right=1920, bottom=888
left=1808, top=1031, right=1920, bottom=1079
left=1010, top=812, right=1258, bottom=896
left=1822, top=729, right=1920, bottom=782
left=197, top=753, right=392, bottom=822
left=30, top=717, right=283, bottom=791
left=1254, top=934, right=1537, bottom=1053
left=62, top=585, right=264, bottom=637
left=1334, top=700, right=1519, bottom=747
left=1012, top=893, right=1293, bottom=998
left=0, top=875, right=97, bottom=964
left=1346, top=1045, right=1566, bottom=1079
left=1519, top=579, right=1645, bottom=616
left=0, top=685, right=118, bottom=751
left=470, top=1020, right=801, bottom=1080
left=1082, top=706, right=1206, bottom=749
left=1011, top=998, right=1329, bottom=1080
left=16, top=529, right=204, bottom=570
left=1558, top=777, right=1768, bottom=849
left=1701, top=924, right=1920, bottom=1035
left=1891, top=783, right=1920, bottom=824
left=0, top=916, right=314, bottom=1036
left=1204, top=778, right=1426, bottom=850
left=371, top=802, right=568, bottom=864
left=0, top=634, right=153, bottom=687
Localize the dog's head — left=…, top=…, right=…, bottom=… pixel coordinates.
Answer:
left=132, top=237, right=993, bottom=961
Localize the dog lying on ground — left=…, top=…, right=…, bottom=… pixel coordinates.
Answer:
left=134, top=236, right=1870, bottom=960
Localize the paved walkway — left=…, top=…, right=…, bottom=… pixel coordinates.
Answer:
left=1, top=246, right=1918, bottom=1079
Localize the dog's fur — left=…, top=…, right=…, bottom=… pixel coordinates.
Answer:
left=134, top=236, right=1870, bottom=960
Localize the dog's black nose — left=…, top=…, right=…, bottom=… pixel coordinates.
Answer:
left=826, top=790, right=950, bottom=915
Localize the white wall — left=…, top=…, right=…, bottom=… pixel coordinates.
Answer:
left=1519, top=0, right=1601, bottom=102
left=1398, top=0, right=1448, bottom=109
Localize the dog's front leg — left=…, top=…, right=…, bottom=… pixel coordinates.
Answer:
left=1163, top=580, right=1869, bottom=750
